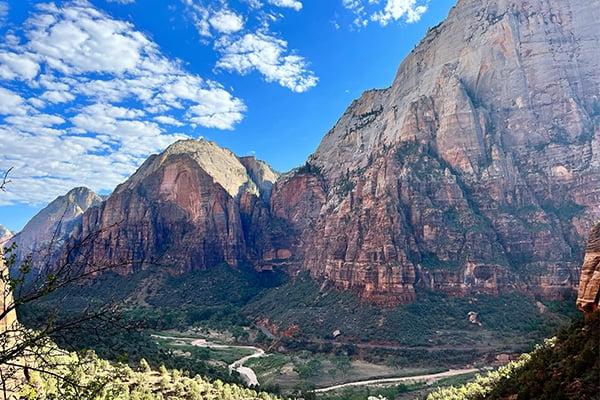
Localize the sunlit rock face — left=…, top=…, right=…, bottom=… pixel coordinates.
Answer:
left=577, top=223, right=600, bottom=315
left=68, top=139, right=285, bottom=274
left=271, top=0, right=600, bottom=305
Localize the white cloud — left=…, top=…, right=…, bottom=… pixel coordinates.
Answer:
left=0, top=1, right=246, bottom=206
left=342, top=0, right=427, bottom=27
left=268, top=0, right=302, bottom=11
left=372, top=0, right=427, bottom=24
left=0, top=51, right=40, bottom=80
left=106, top=0, right=136, bottom=3
left=182, top=0, right=317, bottom=92
left=0, top=2, right=7, bottom=25
left=25, top=4, right=147, bottom=75
left=154, top=115, right=184, bottom=127
left=216, top=32, right=317, bottom=93
left=209, top=10, right=244, bottom=34
left=40, top=90, right=75, bottom=103
left=0, top=87, right=26, bottom=115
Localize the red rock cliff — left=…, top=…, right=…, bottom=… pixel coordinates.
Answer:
left=272, top=0, right=600, bottom=305
left=67, top=139, right=284, bottom=274
left=577, top=223, right=600, bottom=314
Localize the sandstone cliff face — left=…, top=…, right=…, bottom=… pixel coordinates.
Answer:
left=11, top=187, right=102, bottom=269
left=68, top=139, right=285, bottom=274
left=577, top=223, right=600, bottom=314
left=271, top=0, right=600, bottom=304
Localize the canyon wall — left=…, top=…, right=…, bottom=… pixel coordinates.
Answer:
left=272, top=0, right=600, bottom=304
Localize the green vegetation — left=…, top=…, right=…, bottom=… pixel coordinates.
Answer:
left=336, top=171, right=355, bottom=197
left=18, top=260, right=581, bottom=397
left=427, top=312, right=600, bottom=400
left=296, top=162, right=322, bottom=175
left=420, top=251, right=461, bottom=270
left=245, top=273, right=575, bottom=358
left=16, top=341, right=286, bottom=400
left=318, top=384, right=418, bottom=400
left=17, top=264, right=285, bottom=383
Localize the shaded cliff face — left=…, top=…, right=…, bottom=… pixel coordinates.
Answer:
left=272, top=0, right=600, bottom=304
left=69, top=139, right=285, bottom=274
left=11, top=187, right=102, bottom=267
left=577, top=223, right=600, bottom=314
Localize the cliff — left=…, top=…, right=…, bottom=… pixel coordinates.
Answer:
left=67, top=139, right=287, bottom=274
left=576, top=223, right=600, bottom=314
left=271, top=0, right=600, bottom=304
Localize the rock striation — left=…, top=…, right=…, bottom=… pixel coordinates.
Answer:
left=576, top=223, right=600, bottom=314
left=67, top=139, right=286, bottom=274
left=271, top=0, right=600, bottom=304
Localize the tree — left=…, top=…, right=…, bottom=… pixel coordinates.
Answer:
left=0, top=167, right=133, bottom=399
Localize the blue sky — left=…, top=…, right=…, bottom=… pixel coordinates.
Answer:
left=0, top=0, right=455, bottom=232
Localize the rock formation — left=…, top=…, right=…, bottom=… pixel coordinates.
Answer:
left=577, top=223, right=600, bottom=314
left=67, top=139, right=287, bottom=274
left=271, top=0, right=600, bottom=304
left=10, top=187, right=102, bottom=271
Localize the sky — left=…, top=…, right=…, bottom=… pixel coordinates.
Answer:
left=0, top=0, right=456, bottom=232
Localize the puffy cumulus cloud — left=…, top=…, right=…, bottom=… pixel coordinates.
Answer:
left=0, top=51, right=40, bottom=80
left=209, top=10, right=244, bottom=34
left=0, top=87, right=27, bottom=115
left=182, top=0, right=316, bottom=92
left=0, top=1, right=245, bottom=205
left=216, top=32, right=317, bottom=92
left=342, top=0, right=428, bottom=27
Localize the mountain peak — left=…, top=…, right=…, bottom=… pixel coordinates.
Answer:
left=0, top=225, right=12, bottom=243
left=117, top=139, right=279, bottom=201
left=11, top=187, right=102, bottom=264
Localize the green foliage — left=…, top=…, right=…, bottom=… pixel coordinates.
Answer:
left=318, top=384, right=416, bottom=400
left=17, top=342, right=287, bottom=400
left=296, top=162, right=322, bottom=175
left=541, top=202, right=585, bottom=222
left=245, top=274, right=574, bottom=366
left=427, top=312, right=600, bottom=400
left=18, top=263, right=288, bottom=378
left=294, top=358, right=322, bottom=379
left=336, top=171, right=355, bottom=197
left=420, top=252, right=461, bottom=270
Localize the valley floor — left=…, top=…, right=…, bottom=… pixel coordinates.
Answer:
left=152, top=327, right=500, bottom=398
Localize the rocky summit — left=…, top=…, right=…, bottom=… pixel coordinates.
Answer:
left=14, top=0, right=600, bottom=306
